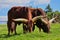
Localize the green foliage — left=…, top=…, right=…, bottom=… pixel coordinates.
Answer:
left=45, top=4, right=52, bottom=13
left=46, top=10, right=60, bottom=23
left=0, top=24, right=60, bottom=40
left=46, top=12, right=53, bottom=20
left=53, top=11, right=60, bottom=23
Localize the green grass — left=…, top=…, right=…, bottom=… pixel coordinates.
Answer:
left=0, top=23, right=60, bottom=40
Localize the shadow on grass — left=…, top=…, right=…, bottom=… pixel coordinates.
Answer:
left=0, top=33, right=22, bottom=38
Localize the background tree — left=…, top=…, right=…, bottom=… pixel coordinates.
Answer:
left=45, top=4, right=53, bottom=20
left=45, top=4, right=60, bottom=23
left=45, top=4, right=52, bottom=13
left=53, top=10, right=60, bottom=23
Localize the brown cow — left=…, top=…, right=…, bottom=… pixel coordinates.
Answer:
left=31, top=8, right=57, bottom=33
left=7, top=6, right=34, bottom=35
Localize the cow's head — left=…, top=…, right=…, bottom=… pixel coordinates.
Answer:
left=32, top=15, right=57, bottom=33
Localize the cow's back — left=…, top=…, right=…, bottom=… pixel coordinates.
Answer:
left=8, top=6, right=29, bottom=21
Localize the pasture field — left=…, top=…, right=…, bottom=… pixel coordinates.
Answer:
left=0, top=23, right=60, bottom=40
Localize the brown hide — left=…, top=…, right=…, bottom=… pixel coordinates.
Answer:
left=7, top=6, right=33, bottom=35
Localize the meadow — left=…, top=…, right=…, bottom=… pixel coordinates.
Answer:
left=0, top=23, right=60, bottom=40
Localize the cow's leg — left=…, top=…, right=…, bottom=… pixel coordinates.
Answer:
left=14, top=23, right=17, bottom=35
left=7, top=21, right=11, bottom=36
left=32, top=24, right=35, bottom=31
left=39, top=27, right=41, bottom=32
left=11, top=22, right=14, bottom=33
left=23, top=24, right=28, bottom=33
left=36, top=24, right=41, bottom=32
left=11, top=21, right=17, bottom=35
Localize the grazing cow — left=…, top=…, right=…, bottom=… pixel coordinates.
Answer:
left=31, top=8, right=57, bottom=33
left=7, top=6, right=34, bottom=35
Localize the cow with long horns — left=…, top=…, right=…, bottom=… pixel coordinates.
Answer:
left=7, top=6, right=34, bottom=35
left=31, top=8, right=57, bottom=33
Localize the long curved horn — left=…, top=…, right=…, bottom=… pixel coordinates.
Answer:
left=32, top=15, right=48, bottom=24
left=32, top=16, right=46, bottom=22
left=41, top=18, right=48, bottom=24
left=49, top=16, right=57, bottom=23
left=12, top=18, right=28, bottom=23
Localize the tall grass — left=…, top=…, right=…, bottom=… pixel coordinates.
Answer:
left=0, top=23, right=60, bottom=40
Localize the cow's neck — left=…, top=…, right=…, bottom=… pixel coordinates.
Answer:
left=28, top=9, right=32, bottom=20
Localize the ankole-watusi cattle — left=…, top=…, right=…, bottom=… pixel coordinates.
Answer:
left=7, top=6, right=34, bottom=35
left=30, top=8, right=50, bottom=33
